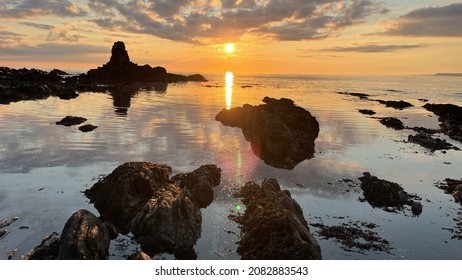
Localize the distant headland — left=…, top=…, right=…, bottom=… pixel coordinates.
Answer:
left=433, top=73, right=462, bottom=77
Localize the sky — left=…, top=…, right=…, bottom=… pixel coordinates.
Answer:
left=0, top=0, right=461, bottom=75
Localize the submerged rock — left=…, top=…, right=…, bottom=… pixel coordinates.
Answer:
left=337, top=91, right=370, bottom=99
left=358, top=172, right=421, bottom=214
left=58, top=209, right=110, bottom=260
left=56, top=116, right=87, bottom=126
left=215, top=97, right=319, bottom=169
left=436, top=178, right=462, bottom=205
left=359, top=109, right=376, bottom=115
left=423, top=103, right=462, bottom=143
left=376, top=100, right=413, bottom=110
left=79, top=124, right=98, bottom=132
left=408, top=133, right=459, bottom=151
left=232, top=179, right=322, bottom=259
left=378, top=117, right=404, bottom=130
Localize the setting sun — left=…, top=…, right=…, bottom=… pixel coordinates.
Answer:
left=224, top=43, right=235, bottom=54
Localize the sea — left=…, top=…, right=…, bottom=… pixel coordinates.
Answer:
left=1, top=73, right=462, bottom=260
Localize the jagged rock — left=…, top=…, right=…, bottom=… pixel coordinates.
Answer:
left=49, top=69, right=68, bottom=76
left=358, top=172, right=421, bottom=213
left=58, top=209, right=110, bottom=260
left=24, top=232, right=61, bottom=260
left=408, top=133, right=459, bottom=151
left=79, top=124, right=98, bottom=132
left=423, top=103, right=462, bottom=143
left=130, top=165, right=221, bottom=258
left=56, top=116, right=87, bottom=126
left=0, top=229, right=6, bottom=239
left=0, top=216, right=18, bottom=228
left=232, top=179, right=322, bottom=260
left=215, top=97, right=319, bottom=169
left=378, top=117, right=404, bottom=130
left=86, top=41, right=206, bottom=83
left=85, top=162, right=172, bottom=233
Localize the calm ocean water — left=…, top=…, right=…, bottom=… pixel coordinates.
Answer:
left=1, top=74, right=462, bottom=259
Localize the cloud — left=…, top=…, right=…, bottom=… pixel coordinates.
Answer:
left=0, top=43, right=107, bottom=58
left=0, top=0, right=88, bottom=19
left=87, top=0, right=388, bottom=43
left=0, top=29, right=25, bottom=45
left=20, top=22, right=55, bottom=30
left=380, top=3, right=462, bottom=37
left=321, top=43, right=427, bottom=52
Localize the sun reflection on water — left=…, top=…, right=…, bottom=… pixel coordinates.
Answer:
left=225, top=71, right=233, bottom=109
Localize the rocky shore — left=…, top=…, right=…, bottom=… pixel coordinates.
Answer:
left=0, top=41, right=206, bottom=105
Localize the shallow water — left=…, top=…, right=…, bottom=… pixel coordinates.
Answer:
left=1, top=74, right=462, bottom=259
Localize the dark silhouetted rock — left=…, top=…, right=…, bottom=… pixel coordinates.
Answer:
left=337, top=91, right=370, bottom=99
left=375, top=100, right=413, bottom=110
left=85, top=162, right=172, bottom=233
left=418, top=98, right=428, bottom=102
left=127, top=251, right=152, bottom=260
left=436, top=178, right=462, bottom=205
left=411, top=202, right=423, bottom=215
left=0, top=229, right=6, bottom=239
left=58, top=209, right=110, bottom=260
left=231, top=179, right=322, bottom=259
left=215, top=97, right=319, bottom=169
left=423, top=103, right=462, bottom=143
left=57, top=89, right=79, bottom=100
left=79, top=124, right=98, bottom=132
left=358, top=172, right=421, bottom=214
left=49, top=69, right=68, bottom=76
left=359, top=109, right=376, bottom=115
left=130, top=164, right=221, bottom=258
left=24, top=232, right=61, bottom=260
left=86, top=41, right=207, bottom=83
left=56, top=116, right=87, bottom=126
left=408, top=133, right=459, bottom=151
left=378, top=117, right=404, bottom=130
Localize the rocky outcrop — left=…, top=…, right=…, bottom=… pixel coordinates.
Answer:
left=408, top=133, right=459, bottom=151
left=58, top=209, right=110, bottom=260
left=84, top=162, right=173, bottom=233
left=25, top=232, right=61, bottom=260
left=232, top=179, right=322, bottom=259
left=436, top=178, right=462, bottom=205
left=423, top=103, right=462, bottom=143
left=86, top=41, right=206, bottom=83
left=358, top=172, right=422, bottom=215
left=0, top=67, right=78, bottom=104
left=85, top=162, right=221, bottom=258
left=215, top=97, right=319, bottom=169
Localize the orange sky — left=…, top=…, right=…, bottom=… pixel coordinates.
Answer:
left=1, top=0, right=461, bottom=75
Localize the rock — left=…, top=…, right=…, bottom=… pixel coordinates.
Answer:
left=436, top=178, right=462, bottom=205
left=129, top=164, right=221, bottom=258
left=423, top=103, right=462, bottom=143
left=418, top=98, right=429, bottom=102
left=359, top=109, right=376, bottom=115
left=25, top=232, right=61, bottom=260
left=85, top=162, right=172, bottom=233
left=0, top=216, right=19, bottom=228
left=86, top=41, right=206, bottom=83
left=358, top=172, right=421, bottom=213
left=49, top=69, right=68, bottom=76
left=232, top=179, right=322, bottom=260
left=411, top=202, right=423, bottom=215
left=215, top=97, right=320, bottom=169
left=56, top=116, right=87, bottom=126
left=186, top=74, right=207, bottom=82
left=58, top=209, right=110, bottom=260
left=0, top=229, right=6, bottom=239
left=127, top=251, right=152, bottom=260
left=57, top=89, right=79, bottom=100
left=79, top=124, right=98, bottom=132
left=337, top=91, right=370, bottom=99
left=408, top=133, right=459, bottom=151
left=375, top=100, right=413, bottom=110
left=378, top=117, right=404, bottom=130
